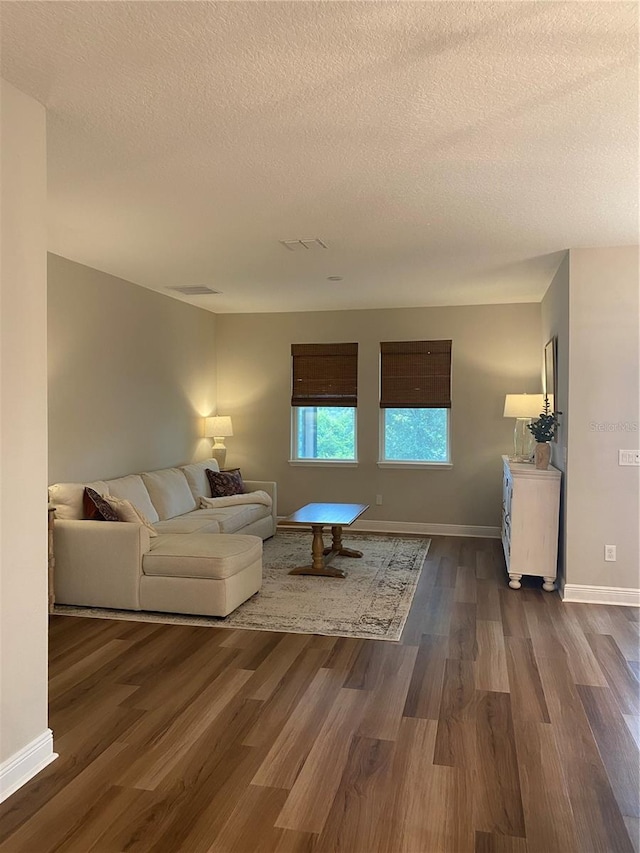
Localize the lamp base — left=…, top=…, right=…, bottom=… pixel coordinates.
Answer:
left=513, top=418, right=534, bottom=462
left=211, top=439, right=227, bottom=469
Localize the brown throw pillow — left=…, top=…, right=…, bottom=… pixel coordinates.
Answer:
left=83, top=487, right=119, bottom=522
left=206, top=468, right=245, bottom=498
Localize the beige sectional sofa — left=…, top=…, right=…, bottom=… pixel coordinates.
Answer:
left=48, top=460, right=277, bottom=617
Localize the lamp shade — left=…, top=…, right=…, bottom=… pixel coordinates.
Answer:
left=204, top=416, right=233, bottom=438
left=503, top=394, right=544, bottom=419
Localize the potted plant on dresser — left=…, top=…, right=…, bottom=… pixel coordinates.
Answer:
left=528, top=396, right=561, bottom=469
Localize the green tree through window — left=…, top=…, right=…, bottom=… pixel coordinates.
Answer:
left=384, top=408, right=448, bottom=462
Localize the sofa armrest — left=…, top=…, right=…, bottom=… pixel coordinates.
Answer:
left=54, top=520, right=151, bottom=610
left=244, top=480, right=277, bottom=530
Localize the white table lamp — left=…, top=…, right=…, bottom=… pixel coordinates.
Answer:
left=204, top=416, right=233, bottom=467
left=503, top=394, right=544, bottom=461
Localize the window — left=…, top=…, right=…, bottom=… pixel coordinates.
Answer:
left=291, top=343, right=358, bottom=462
left=379, top=340, right=452, bottom=464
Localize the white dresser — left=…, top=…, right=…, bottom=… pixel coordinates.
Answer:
left=501, top=455, right=561, bottom=591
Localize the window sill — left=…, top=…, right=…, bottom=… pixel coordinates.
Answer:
left=377, top=461, right=453, bottom=470
left=288, top=460, right=359, bottom=468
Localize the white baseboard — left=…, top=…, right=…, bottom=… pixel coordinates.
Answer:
left=0, top=729, right=57, bottom=804
left=278, top=518, right=500, bottom=539
left=562, top=584, right=640, bottom=607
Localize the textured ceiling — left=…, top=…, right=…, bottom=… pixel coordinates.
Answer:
left=1, top=1, right=638, bottom=313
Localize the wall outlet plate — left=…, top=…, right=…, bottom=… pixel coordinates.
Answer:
left=605, top=545, right=617, bottom=562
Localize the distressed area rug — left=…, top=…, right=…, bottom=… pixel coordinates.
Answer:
left=53, top=531, right=430, bottom=641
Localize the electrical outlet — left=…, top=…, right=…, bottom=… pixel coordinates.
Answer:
left=605, top=545, right=617, bottom=562
left=619, top=450, right=640, bottom=466
left=375, top=494, right=383, bottom=506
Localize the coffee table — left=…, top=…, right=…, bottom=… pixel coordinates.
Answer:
left=284, top=502, right=369, bottom=578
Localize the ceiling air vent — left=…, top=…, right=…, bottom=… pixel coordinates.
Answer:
left=279, top=238, right=328, bottom=251
left=168, top=285, right=221, bottom=296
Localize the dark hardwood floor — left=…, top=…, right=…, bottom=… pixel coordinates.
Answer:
left=1, top=535, right=639, bottom=852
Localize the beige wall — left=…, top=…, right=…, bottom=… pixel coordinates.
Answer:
left=0, top=82, right=50, bottom=770
left=541, top=253, right=569, bottom=584
left=566, top=247, right=639, bottom=590
left=48, top=255, right=218, bottom=484
left=216, top=303, right=542, bottom=528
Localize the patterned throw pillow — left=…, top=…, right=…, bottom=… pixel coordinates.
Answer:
left=83, top=487, right=119, bottom=522
left=206, top=468, right=245, bottom=498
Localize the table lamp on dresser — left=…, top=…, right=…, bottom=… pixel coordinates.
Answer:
left=503, top=394, right=544, bottom=462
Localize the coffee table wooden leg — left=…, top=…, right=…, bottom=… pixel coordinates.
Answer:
left=289, top=525, right=347, bottom=578
left=331, top=525, right=363, bottom=558
left=311, top=525, right=326, bottom=570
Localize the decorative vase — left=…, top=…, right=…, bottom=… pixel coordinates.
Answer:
left=534, top=442, right=551, bottom=470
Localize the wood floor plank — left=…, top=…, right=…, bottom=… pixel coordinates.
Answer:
left=205, top=784, right=289, bottom=853
left=251, top=667, right=344, bottom=790
left=275, top=687, right=368, bottom=834
left=473, top=690, right=525, bottom=838
left=625, top=818, right=640, bottom=853
left=499, top=589, right=531, bottom=639
left=455, top=565, right=477, bottom=604
left=475, top=831, right=528, bottom=853
left=587, top=633, right=640, bottom=715
left=412, top=583, right=455, bottom=638
left=242, top=647, right=331, bottom=749
left=313, top=736, right=397, bottom=853
left=577, top=684, right=640, bottom=818
left=513, top=720, right=579, bottom=853
left=433, top=658, right=476, bottom=769
left=402, top=634, right=448, bottom=720
left=546, top=598, right=608, bottom=687
left=474, top=620, right=509, bottom=692
left=448, top=602, right=478, bottom=660
left=505, top=636, right=550, bottom=723
left=476, top=579, right=501, bottom=621
left=623, top=714, right=640, bottom=749
left=536, top=653, right=635, bottom=853
left=117, top=667, right=253, bottom=790
left=357, top=643, right=418, bottom=741
left=392, top=717, right=474, bottom=853
left=246, top=632, right=313, bottom=701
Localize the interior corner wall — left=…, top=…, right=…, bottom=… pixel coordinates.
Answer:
left=0, top=82, right=50, bottom=783
left=47, top=254, right=218, bottom=484
left=565, top=246, right=640, bottom=592
left=215, top=303, right=542, bottom=528
left=541, top=252, right=569, bottom=586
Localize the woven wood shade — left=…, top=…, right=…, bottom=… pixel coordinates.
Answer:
left=380, top=340, right=452, bottom=408
left=291, top=343, right=358, bottom=407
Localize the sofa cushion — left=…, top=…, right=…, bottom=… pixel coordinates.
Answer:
left=207, top=468, right=245, bottom=498
left=153, top=516, right=222, bottom=535
left=83, top=487, right=119, bottom=522
left=143, top=533, right=262, bottom=580
left=106, top=496, right=158, bottom=537
left=187, top=504, right=270, bottom=534
left=141, top=468, right=197, bottom=520
left=180, top=459, right=220, bottom=500
left=103, top=474, right=159, bottom=523
left=49, top=481, right=110, bottom=520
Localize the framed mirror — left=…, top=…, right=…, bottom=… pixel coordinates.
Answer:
left=544, top=337, right=557, bottom=422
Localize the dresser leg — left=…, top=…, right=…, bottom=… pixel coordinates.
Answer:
left=508, top=573, right=522, bottom=590
left=542, top=577, right=556, bottom=592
